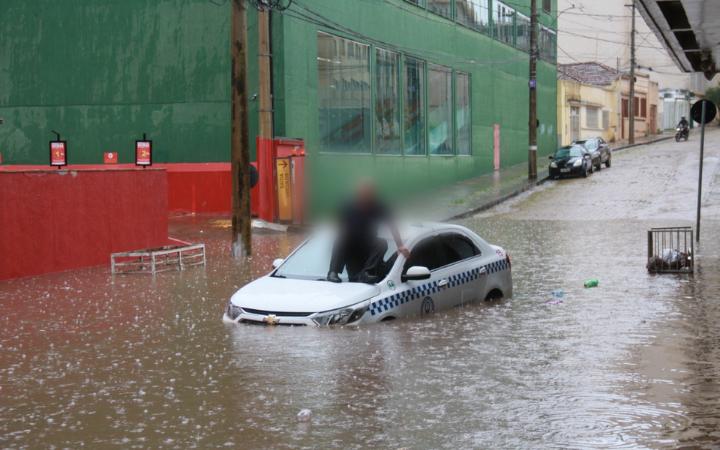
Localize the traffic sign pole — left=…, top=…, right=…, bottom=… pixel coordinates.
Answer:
left=696, top=100, right=706, bottom=242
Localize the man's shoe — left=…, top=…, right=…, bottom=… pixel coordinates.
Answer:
left=327, top=271, right=341, bottom=283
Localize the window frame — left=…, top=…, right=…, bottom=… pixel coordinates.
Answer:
left=373, top=47, right=403, bottom=155
left=428, top=63, right=455, bottom=156
left=455, top=71, right=472, bottom=156
left=542, top=0, right=552, bottom=13
left=402, top=54, right=429, bottom=157
left=455, top=0, right=491, bottom=35
left=316, top=31, right=372, bottom=155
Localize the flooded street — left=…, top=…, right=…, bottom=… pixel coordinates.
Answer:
left=2, top=132, right=720, bottom=448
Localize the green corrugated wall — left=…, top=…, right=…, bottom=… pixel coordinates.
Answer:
left=0, top=0, right=241, bottom=164
left=274, top=0, right=557, bottom=208
left=0, top=0, right=556, bottom=212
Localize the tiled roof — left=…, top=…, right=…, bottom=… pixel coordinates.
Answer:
left=558, top=62, right=621, bottom=86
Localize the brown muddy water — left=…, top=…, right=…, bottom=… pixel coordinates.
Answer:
left=1, top=134, right=720, bottom=448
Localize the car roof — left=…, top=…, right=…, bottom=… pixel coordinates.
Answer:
left=379, top=222, right=475, bottom=243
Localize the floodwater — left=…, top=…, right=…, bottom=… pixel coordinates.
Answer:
left=2, top=132, right=720, bottom=449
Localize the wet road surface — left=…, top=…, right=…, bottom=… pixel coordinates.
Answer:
left=1, top=131, right=720, bottom=448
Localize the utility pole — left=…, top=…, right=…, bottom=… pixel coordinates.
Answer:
left=696, top=100, right=706, bottom=242
left=231, top=0, right=252, bottom=258
left=628, top=0, right=636, bottom=145
left=528, top=0, right=538, bottom=180
left=258, top=6, right=273, bottom=138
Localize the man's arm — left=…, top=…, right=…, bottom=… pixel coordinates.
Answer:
left=389, top=222, right=410, bottom=259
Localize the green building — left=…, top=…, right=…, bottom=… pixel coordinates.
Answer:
left=0, top=0, right=557, bottom=213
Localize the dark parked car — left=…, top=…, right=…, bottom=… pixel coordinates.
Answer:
left=549, top=145, right=593, bottom=179
left=573, top=137, right=612, bottom=169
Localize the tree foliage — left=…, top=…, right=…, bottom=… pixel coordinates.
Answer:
left=705, top=85, right=720, bottom=107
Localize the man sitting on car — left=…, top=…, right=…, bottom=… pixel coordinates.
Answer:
left=327, top=180, right=410, bottom=283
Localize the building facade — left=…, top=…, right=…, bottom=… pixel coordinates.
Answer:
left=558, top=62, right=658, bottom=146
left=0, top=0, right=558, bottom=214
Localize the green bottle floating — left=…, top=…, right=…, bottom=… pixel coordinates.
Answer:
left=584, top=279, right=599, bottom=288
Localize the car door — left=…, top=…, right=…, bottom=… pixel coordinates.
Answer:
left=440, top=233, right=487, bottom=306
left=401, top=236, right=459, bottom=316
left=586, top=139, right=600, bottom=166
left=599, top=138, right=609, bottom=163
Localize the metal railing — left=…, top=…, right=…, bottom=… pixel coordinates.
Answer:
left=647, top=227, right=693, bottom=274
left=111, top=243, right=206, bottom=275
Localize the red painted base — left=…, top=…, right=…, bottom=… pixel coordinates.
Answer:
left=1, top=163, right=254, bottom=215
left=0, top=168, right=169, bottom=280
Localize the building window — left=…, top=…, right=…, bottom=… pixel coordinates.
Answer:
left=495, top=2, right=515, bottom=45
left=602, top=110, right=610, bottom=130
left=428, top=0, right=452, bottom=19
left=375, top=48, right=402, bottom=154
left=317, top=32, right=371, bottom=153
left=428, top=64, right=453, bottom=155
left=586, top=106, right=600, bottom=129
left=543, top=0, right=551, bottom=13
left=539, top=26, right=557, bottom=61
left=404, top=57, right=426, bottom=155
left=516, top=13, right=530, bottom=51
left=456, top=0, right=490, bottom=34
left=641, top=97, right=647, bottom=118
left=456, top=72, right=471, bottom=155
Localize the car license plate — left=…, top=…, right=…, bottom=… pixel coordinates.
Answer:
left=560, top=168, right=570, bottom=173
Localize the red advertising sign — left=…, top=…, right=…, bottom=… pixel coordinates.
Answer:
left=50, top=141, right=67, bottom=167
left=104, top=152, right=118, bottom=164
left=135, top=141, right=152, bottom=166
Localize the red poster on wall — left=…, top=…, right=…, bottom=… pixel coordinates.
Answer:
left=50, top=141, right=67, bottom=167
left=104, top=152, right=118, bottom=164
left=135, top=141, right=152, bottom=166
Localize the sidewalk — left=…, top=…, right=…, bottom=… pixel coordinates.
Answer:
left=406, top=132, right=676, bottom=222
left=613, top=132, right=673, bottom=151
left=403, top=162, right=549, bottom=221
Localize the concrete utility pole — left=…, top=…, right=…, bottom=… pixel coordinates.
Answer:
left=628, top=0, right=636, bottom=145
left=231, top=0, right=252, bottom=258
left=528, top=0, right=538, bottom=180
left=258, top=7, right=273, bottom=138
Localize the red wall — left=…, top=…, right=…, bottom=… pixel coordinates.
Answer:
left=0, top=168, right=168, bottom=280
left=166, top=163, right=232, bottom=213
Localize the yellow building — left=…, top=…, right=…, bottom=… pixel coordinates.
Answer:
left=558, top=63, right=658, bottom=146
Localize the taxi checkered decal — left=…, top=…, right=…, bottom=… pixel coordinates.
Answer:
left=369, top=259, right=508, bottom=316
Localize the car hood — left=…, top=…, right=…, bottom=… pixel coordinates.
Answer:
left=230, top=276, right=381, bottom=313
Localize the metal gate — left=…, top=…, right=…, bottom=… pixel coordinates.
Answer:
left=647, top=227, right=694, bottom=274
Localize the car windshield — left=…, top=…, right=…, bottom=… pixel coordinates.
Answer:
left=554, top=146, right=584, bottom=158
left=273, top=232, right=397, bottom=282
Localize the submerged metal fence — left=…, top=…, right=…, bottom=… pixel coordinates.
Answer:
left=111, top=243, right=206, bottom=275
left=647, top=227, right=694, bottom=274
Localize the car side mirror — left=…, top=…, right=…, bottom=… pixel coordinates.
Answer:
left=402, top=266, right=431, bottom=282
left=272, top=258, right=284, bottom=269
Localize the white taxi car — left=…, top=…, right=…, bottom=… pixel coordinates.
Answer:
left=223, top=223, right=512, bottom=326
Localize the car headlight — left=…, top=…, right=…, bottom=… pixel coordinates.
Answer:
left=550, top=161, right=557, bottom=168
left=573, top=158, right=583, bottom=167
left=312, top=301, right=369, bottom=326
left=226, top=301, right=244, bottom=320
